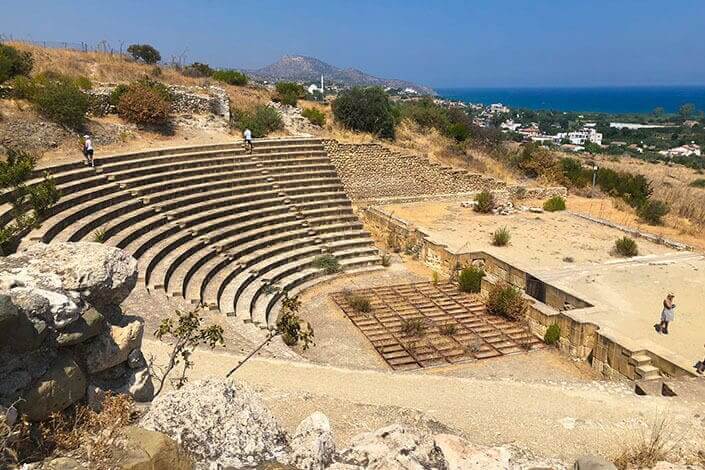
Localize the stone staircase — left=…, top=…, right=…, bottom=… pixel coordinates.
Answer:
left=3, top=138, right=382, bottom=328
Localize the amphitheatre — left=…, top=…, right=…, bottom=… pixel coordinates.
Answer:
left=1, top=42, right=705, bottom=469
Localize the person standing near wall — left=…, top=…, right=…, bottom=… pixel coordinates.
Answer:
left=658, top=293, right=676, bottom=335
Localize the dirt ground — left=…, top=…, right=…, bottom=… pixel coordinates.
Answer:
left=380, top=199, right=676, bottom=271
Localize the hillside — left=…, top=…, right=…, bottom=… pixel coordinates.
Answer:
left=249, top=55, right=435, bottom=95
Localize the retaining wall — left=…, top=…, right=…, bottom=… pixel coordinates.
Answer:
left=361, top=206, right=692, bottom=381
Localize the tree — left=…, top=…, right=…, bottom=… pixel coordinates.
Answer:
left=679, top=103, right=695, bottom=121
left=32, top=72, right=89, bottom=129
left=127, top=44, right=161, bottom=64
left=212, top=69, right=248, bottom=86
left=0, top=44, right=33, bottom=83
left=275, top=81, right=305, bottom=106
left=652, top=107, right=665, bottom=118
left=332, top=87, right=396, bottom=139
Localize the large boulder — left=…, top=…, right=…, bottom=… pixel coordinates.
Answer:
left=337, top=424, right=445, bottom=470
left=288, top=411, right=336, bottom=470
left=140, top=378, right=287, bottom=468
left=80, top=319, right=144, bottom=374
left=117, top=425, right=193, bottom=470
left=55, top=307, right=105, bottom=347
left=573, top=455, right=617, bottom=470
left=434, top=434, right=511, bottom=470
left=19, top=352, right=86, bottom=421
left=0, top=242, right=137, bottom=327
left=0, top=294, right=46, bottom=352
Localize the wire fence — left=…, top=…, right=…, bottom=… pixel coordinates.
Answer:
left=0, top=34, right=133, bottom=56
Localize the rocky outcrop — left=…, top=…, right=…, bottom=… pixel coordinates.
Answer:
left=0, top=242, right=151, bottom=420
left=141, top=378, right=288, bottom=468
left=288, top=411, right=336, bottom=470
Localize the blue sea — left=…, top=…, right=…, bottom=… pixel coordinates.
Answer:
left=435, top=86, right=705, bottom=115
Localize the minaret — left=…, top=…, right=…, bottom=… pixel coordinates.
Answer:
left=320, top=74, right=324, bottom=95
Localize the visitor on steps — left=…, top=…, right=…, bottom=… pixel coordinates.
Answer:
left=82, top=135, right=94, bottom=167
left=658, top=293, right=675, bottom=334
left=243, top=128, right=253, bottom=154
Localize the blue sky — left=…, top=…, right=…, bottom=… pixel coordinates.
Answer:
left=1, top=0, right=704, bottom=88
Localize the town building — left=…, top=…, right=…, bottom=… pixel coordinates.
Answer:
left=659, top=143, right=701, bottom=158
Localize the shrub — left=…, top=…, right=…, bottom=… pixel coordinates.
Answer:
left=474, top=190, right=494, bottom=213
left=127, top=44, right=161, bottom=64
left=614, top=236, right=639, bottom=257
left=109, top=84, right=129, bottom=106
left=689, top=178, right=705, bottom=188
left=0, top=43, right=33, bottom=83
left=432, top=271, right=439, bottom=285
left=212, top=69, right=248, bottom=86
left=32, top=73, right=89, bottom=128
left=543, top=195, right=566, bottom=212
left=10, top=75, right=36, bottom=99
left=312, top=254, right=341, bottom=274
left=544, top=323, right=561, bottom=345
left=274, top=82, right=305, bottom=106
left=231, top=105, right=283, bottom=137
left=276, top=295, right=315, bottom=350
left=439, top=323, right=458, bottom=336
left=614, top=415, right=675, bottom=470
left=343, top=290, right=372, bottom=313
left=458, top=266, right=485, bottom=293
left=117, top=83, right=171, bottom=125
left=636, top=199, right=669, bottom=225
left=486, top=283, right=527, bottom=321
left=93, top=227, right=107, bottom=243
left=73, top=75, right=92, bottom=90
left=301, top=107, right=326, bottom=126
left=182, top=62, right=213, bottom=78
left=332, top=86, right=396, bottom=139
left=492, top=227, right=511, bottom=246
left=400, top=317, right=427, bottom=337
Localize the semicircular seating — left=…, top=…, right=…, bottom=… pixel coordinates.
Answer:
left=5, top=138, right=381, bottom=328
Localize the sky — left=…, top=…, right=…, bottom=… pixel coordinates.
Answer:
left=1, top=0, right=705, bottom=88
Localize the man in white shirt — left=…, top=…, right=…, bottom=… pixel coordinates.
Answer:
left=83, top=135, right=94, bottom=167
left=243, top=128, right=253, bottom=154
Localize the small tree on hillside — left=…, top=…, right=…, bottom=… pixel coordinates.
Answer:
left=0, top=44, right=33, bottom=83
left=332, top=86, right=396, bottom=139
left=127, top=44, right=161, bottom=64
left=275, top=82, right=305, bottom=106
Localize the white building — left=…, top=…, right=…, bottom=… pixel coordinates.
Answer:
left=659, top=143, right=701, bottom=158
left=500, top=119, right=521, bottom=132
left=489, top=103, right=510, bottom=114
left=307, top=84, right=320, bottom=94
left=556, top=127, right=603, bottom=146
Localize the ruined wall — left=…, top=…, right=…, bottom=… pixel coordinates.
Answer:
left=324, top=140, right=566, bottom=204
left=361, top=207, right=691, bottom=381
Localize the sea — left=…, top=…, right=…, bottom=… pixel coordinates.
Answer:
left=434, top=86, right=705, bottom=115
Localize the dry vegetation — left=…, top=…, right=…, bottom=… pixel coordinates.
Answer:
left=613, top=415, right=678, bottom=470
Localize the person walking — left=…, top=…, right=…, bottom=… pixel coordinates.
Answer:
left=658, top=293, right=676, bottom=335
left=243, top=128, right=253, bottom=154
left=83, top=134, right=94, bottom=167
left=697, top=344, right=705, bottom=375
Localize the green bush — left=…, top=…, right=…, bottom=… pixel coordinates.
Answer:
left=474, top=190, right=494, bottom=213
left=0, top=44, right=33, bottom=83
left=73, top=75, right=93, bottom=90
left=312, top=254, right=341, bottom=274
left=10, top=75, right=35, bottom=99
left=212, top=69, right=248, bottom=86
left=332, top=87, right=396, bottom=139
left=636, top=199, right=669, bottom=225
left=543, top=195, right=566, bottom=212
left=32, top=73, right=89, bottom=128
left=109, top=84, right=130, bottom=106
left=544, top=324, right=560, bottom=345
left=492, top=227, right=511, bottom=247
left=117, top=82, right=171, bottom=125
left=689, top=178, right=705, bottom=188
left=275, top=82, right=305, bottom=106
left=486, top=283, right=527, bottom=321
left=182, top=62, right=213, bottom=78
left=301, top=107, right=326, bottom=126
left=127, top=44, right=161, bottom=64
left=231, top=105, right=283, bottom=137
left=614, top=236, right=639, bottom=257
left=400, top=317, right=427, bottom=337
left=344, top=291, right=372, bottom=313
left=439, top=323, right=458, bottom=336
left=458, top=266, right=485, bottom=293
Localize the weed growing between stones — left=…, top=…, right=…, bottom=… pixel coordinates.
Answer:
left=491, top=227, right=511, bottom=246
left=613, top=414, right=677, bottom=470
left=544, top=323, right=561, bottom=345
left=438, top=323, right=457, bottom=336
left=343, top=289, right=372, bottom=313
left=486, top=283, right=527, bottom=321
left=458, top=266, right=485, bottom=293
left=93, top=227, right=108, bottom=243
left=313, top=254, right=342, bottom=274
left=543, top=195, right=566, bottom=212
left=400, top=318, right=427, bottom=337
left=474, top=190, right=495, bottom=213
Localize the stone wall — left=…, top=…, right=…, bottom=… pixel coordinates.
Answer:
left=323, top=140, right=566, bottom=204
left=361, top=207, right=692, bottom=382
left=87, top=84, right=230, bottom=122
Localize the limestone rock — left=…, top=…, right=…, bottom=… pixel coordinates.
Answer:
left=288, top=411, right=335, bottom=470
left=81, top=319, right=144, bottom=373
left=434, top=434, right=511, bottom=469
left=55, top=307, right=105, bottom=347
left=573, top=455, right=617, bottom=470
left=0, top=294, right=46, bottom=352
left=20, top=352, right=86, bottom=421
left=117, top=425, right=193, bottom=470
left=140, top=378, right=287, bottom=468
left=338, top=424, right=444, bottom=470
left=44, top=457, right=83, bottom=470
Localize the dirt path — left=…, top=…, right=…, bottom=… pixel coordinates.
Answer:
left=142, top=339, right=705, bottom=463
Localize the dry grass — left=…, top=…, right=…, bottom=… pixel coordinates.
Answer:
left=1, top=393, right=134, bottom=467
left=613, top=414, right=678, bottom=469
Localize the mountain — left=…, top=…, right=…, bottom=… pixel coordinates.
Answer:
left=248, top=55, right=434, bottom=95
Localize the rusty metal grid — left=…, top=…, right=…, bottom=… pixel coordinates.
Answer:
left=331, top=281, right=543, bottom=370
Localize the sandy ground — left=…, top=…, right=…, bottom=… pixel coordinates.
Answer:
left=546, top=254, right=705, bottom=372
left=380, top=200, right=676, bottom=271
left=142, top=338, right=705, bottom=462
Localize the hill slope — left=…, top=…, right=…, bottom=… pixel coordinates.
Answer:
left=250, top=55, right=435, bottom=95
